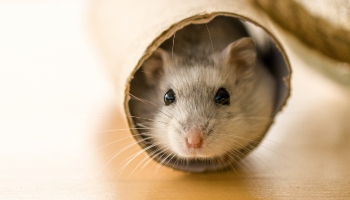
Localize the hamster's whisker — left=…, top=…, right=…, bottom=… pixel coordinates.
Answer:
left=171, top=28, right=176, bottom=61
left=176, top=157, right=185, bottom=168
left=205, top=24, right=215, bottom=56
left=139, top=146, right=170, bottom=173
left=225, top=151, right=250, bottom=175
left=140, top=145, right=171, bottom=173
left=139, top=148, right=163, bottom=171
left=217, top=155, right=232, bottom=172
left=128, top=91, right=182, bottom=124
left=257, top=145, right=310, bottom=173
left=95, top=132, right=156, bottom=153
left=235, top=155, right=256, bottom=176
left=95, top=135, right=135, bottom=151
left=262, top=138, right=310, bottom=160
left=150, top=148, right=173, bottom=175
left=98, top=136, right=153, bottom=175
left=220, top=140, right=245, bottom=170
left=116, top=142, right=164, bottom=179
left=135, top=121, right=163, bottom=129
left=95, top=127, right=155, bottom=133
left=232, top=137, right=284, bottom=181
left=279, top=110, right=315, bottom=115
left=236, top=133, right=310, bottom=161
left=128, top=92, right=170, bottom=116
left=225, top=142, right=256, bottom=173
left=228, top=116, right=273, bottom=124
left=126, top=115, right=169, bottom=125
left=135, top=123, right=149, bottom=128
left=130, top=146, right=171, bottom=177
left=218, top=130, right=270, bottom=176
left=134, top=121, right=157, bottom=129
left=130, top=151, right=154, bottom=177
left=154, top=151, right=176, bottom=174
left=185, top=156, right=190, bottom=169
left=230, top=133, right=309, bottom=171
left=166, top=153, right=178, bottom=167
left=118, top=140, right=164, bottom=178
left=225, top=149, right=262, bottom=189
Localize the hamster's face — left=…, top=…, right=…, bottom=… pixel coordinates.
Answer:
left=152, top=65, right=273, bottom=160
left=139, top=38, right=275, bottom=168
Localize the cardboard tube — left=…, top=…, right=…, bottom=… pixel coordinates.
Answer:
left=90, top=0, right=291, bottom=172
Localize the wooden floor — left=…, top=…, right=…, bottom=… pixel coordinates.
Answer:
left=1, top=1, right=350, bottom=199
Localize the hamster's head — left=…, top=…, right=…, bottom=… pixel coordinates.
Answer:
left=140, top=38, right=275, bottom=171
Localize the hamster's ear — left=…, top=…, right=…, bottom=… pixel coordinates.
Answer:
left=141, top=48, right=172, bottom=86
left=222, top=37, right=257, bottom=75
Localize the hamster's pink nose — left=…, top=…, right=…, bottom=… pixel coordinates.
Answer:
left=186, top=129, right=203, bottom=148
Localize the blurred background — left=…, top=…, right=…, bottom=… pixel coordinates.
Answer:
left=0, top=0, right=349, bottom=199
left=0, top=1, right=118, bottom=198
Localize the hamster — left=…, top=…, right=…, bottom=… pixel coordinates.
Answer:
left=129, top=16, right=276, bottom=172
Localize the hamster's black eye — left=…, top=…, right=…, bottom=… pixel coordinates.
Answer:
left=164, top=89, right=176, bottom=106
left=215, top=88, right=230, bottom=105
